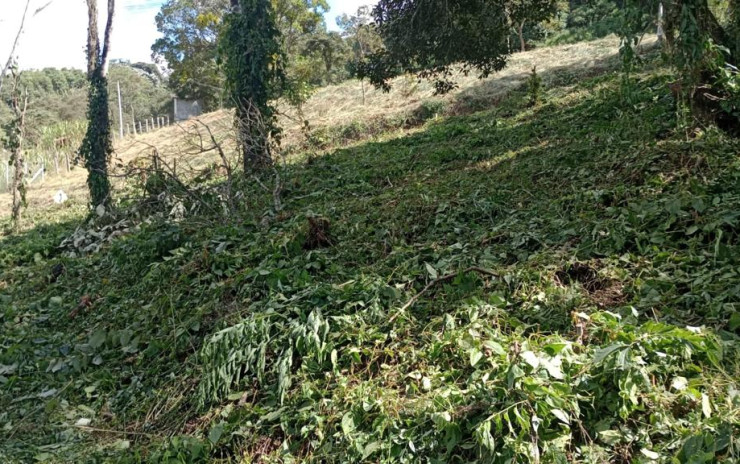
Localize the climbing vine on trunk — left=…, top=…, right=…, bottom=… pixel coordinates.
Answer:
left=221, top=0, right=285, bottom=171
left=620, top=0, right=740, bottom=126
left=2, top=67, right=28, bottom=232
left=79, top=0, right=115, bottom=209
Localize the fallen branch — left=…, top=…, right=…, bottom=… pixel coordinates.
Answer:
left=72, top=425, right=162, bottom=438
left=389, top=266, right=499, bottom=322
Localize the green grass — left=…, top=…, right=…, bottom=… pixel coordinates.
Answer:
left=1, top=64, right=740, bottom=463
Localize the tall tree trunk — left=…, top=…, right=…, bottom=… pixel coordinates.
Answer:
left=80, top=0, right=115, bottom=209
left=698, top=1, right=730, bottom=51
left=657, top=2, right=665, bottom=43
left=82, top=71, right=113, bottom=207
left=518, top=21, right=526, bottom=53
left=225, top=0, right=280, bottom=172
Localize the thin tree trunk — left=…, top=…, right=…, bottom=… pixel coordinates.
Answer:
left=0, top=0, right=31, bottom=96
left=657, top=2, right=665, bottom=43
left=518, top=21, right=526, bottom=53
left=10, top=91, right=28, bottom=231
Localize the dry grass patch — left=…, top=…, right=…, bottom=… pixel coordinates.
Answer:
left=0, top=35, right=654, bottom=221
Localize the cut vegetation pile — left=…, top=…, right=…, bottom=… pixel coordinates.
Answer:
left=1, top=50, right=740, bottom=462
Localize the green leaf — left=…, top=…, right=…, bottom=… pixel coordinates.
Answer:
left=594, top=343, right=627, bottom=364
left=550, top=408, right=570, bottom=425
left=362, top=441, right=381, bottom=459
left=483, top=340, right=506, bottom=355
left=729, top=312, right=740, bottom=331
left=469, top=348, right=483, bottom=367
left=474, top=420, right=496, bottom=451
left=341, top=412, right=355, bottom=436
left=542, top=356, right=564, bottom=379
left=702, top=393, right=712, bottom=418
left=330, top=349, right=338, bottom=370
left=88, top=330, right=107, bottom=350
left=425, top=263, right=438, bottom=279
left=208, top=422, right=224, bottom=444
left=521, top=351, right=540, bottom=369
left=598, top=429, right=624, bottom=445
left=640, top=448, right=660, bottom=460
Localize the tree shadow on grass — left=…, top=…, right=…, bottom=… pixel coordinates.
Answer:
left=2, top=53, right=739, bottom=461
left=291, top=67, right=737, bottom=328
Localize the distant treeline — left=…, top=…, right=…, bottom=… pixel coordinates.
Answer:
left=0, top=62, right=173, bottom=146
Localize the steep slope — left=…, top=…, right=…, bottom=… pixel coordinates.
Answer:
left=1, top=54, right=739, bottom=462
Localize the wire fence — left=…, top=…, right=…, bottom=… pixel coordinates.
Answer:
left=0, top=116, right=172, bottom=194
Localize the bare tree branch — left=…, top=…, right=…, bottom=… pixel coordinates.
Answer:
left=33, top=1, right=54, bottom=16
left=0, top=0, right=32, bottom=95
left=100, top=0, right=115, bottom=77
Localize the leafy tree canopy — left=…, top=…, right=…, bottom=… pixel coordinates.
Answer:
left=361, top=0, right=559, bottom=93
left=0, top=64, right=172, bottom=145
left=337, top=6, right=383, bottom=78
left=152, top=0, right=226, bottom=110
left=152, top=0, right=344, bottom=109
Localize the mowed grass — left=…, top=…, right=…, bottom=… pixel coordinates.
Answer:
left=1, top=59, right=739, bottom=462
left=0, top=35, right=642, bottom=223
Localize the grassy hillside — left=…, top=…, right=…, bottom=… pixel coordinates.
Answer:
left=0, top=36, right=636, bottom=221
left=2, top=48, right=740, bottom=462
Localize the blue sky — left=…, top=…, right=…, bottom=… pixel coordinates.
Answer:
left=0, top=0, right=375, bottom=70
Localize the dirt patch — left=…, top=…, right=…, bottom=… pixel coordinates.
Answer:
left=303, top=216, right=333, bottom=250
left=246, top=434, right=283, bottom=463
left=555, top=262, right=625, bottom=308
left=555, top=262, right=606, bottom=292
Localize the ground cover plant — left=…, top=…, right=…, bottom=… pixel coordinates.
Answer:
left=1, top=58, right=739, bottom=463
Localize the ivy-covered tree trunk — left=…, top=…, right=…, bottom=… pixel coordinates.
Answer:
left=81, top=71, right=113, bottom=208
left=6, top=75, right=28, bottom=232
left=222, top=0, right=284, bottom=172
left=80, top=0, right=115, bottom=209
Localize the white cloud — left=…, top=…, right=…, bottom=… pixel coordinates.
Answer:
left=0, top=0, right=163, bottom=70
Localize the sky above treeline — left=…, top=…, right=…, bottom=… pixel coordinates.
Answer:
left=0, top=0, right=375, bottom=70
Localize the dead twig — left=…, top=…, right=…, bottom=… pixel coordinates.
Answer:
left=71, top=425, right=163, bottom=438
left=389, top=266, right=499, bottom=322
